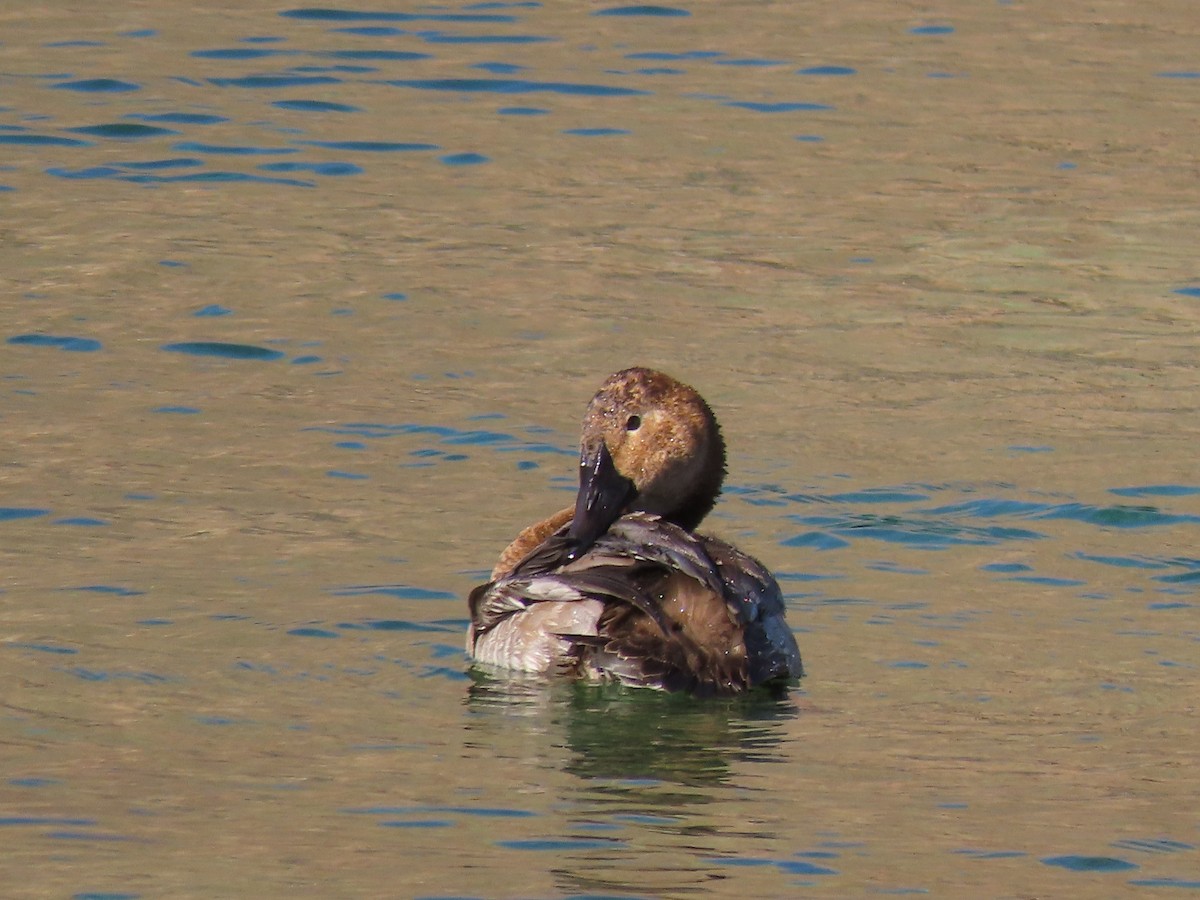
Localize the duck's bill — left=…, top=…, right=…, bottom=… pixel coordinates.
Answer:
left=566, top=441, right=636, bottom=561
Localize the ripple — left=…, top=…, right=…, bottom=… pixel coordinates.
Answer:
left=209, top=75, right=341, bottom=88
left=797, top=65, right=857, bottom=75
left=0, top=507, right=49, bottom=523
left=65, top=585, right=145, bottom=596
left=329, top=584, right=456, bottom=600
left=62, top=668, right=169, bottom=684
left=338, top=619, right=458, bottom=633
left=0, top=134, right=92, bottom=147
left=441, top=152, right=490, bottom=165
left=8, top=333, right=101, bottom=351
left=780, top=532, right=850, bottom=550
left=1110, top=484, right=1200, bottom=498
left=1005, top=575, right=1086, bottom=587
left=46, top=166, right=126, bottom=180
left=45, top=166, right=311, bottom=187
left=726, top=100, right=833, bottom=112
left=271, top=99, right=361, bottom=112
left=1041, top=854, right=1136, bottom=872
left=297, top=139, right=439, bottom=152
left=706, top=855, right=838, bottom=876
left=192, top=47, right=285, bottom=59
left=1073, top=552, right=1169, bottom=570
left=306, top=422, right=574, bottom=471
left=0, top=816, right=97, bottom=826
left=593, top=5, right=691, bottom=16
left=1041, top=503, right=1200, bottom=528
left=785, top=512, right=1044, bottom=549
left=7, top=642, right=77, bottom=655
left=715, top=58, right=787, bottom=67
left=161, top=342, right=286, bottom=360
left=343, top=804, right=535, bottom=818
left=8, top=778, right=63, bottom=787
left=280, top=8, right=516, bottom=22
left=379, top=819, right=453, bottom=828
left=174, top=141, right=298, bottom=155
left=626, top=50, right=723, bottom=60
left=128, top=112, right=229, bottom=125
left=497, top=837, right=625, bottom=850
left=259, top=161, right=363, bottom=175
left=318, top=49, right=430, bottom=61
left=52, top=78, right=141, bottom=92
left=67, top=123, right=179, bottom=140
left=473, top=62, right=526, bottom=74
left=1127, top=878, right=1200, bottom=888
left=562, top=127, right=630, bottom=136
left=828, top=489, right=930, bottom=504
left=924, top=498, right=1200, bottom=529
left=119, top=157, right=204, bottom=170
left=1111, top=838, right=1195, bottom=854
left=331, top=26, right=404, bottom=36
left=421, top=32, right=552, bottom=45
left=385, top=77, right=650, bottom=96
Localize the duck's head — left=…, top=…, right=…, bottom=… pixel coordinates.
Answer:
left=566, top=367, right=726, bottom=560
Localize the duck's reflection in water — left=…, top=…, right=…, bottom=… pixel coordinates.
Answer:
left=465, top=673, right=804, bottom=897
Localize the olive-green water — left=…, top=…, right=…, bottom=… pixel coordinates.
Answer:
left=2, top=2, right=1198, bottom=897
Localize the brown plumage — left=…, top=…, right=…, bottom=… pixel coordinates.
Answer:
left=466, top=367, right=803, bottom=696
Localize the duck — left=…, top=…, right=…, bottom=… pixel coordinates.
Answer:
left=466, top=367, right=803, bottom=696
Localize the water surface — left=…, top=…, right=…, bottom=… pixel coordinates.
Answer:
left=2, top=2, right=1198, bottom=897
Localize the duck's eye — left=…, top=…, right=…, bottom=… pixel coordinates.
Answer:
left=625, top=415, right=642, bottom=432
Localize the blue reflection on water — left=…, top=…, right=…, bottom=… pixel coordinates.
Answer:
left=2, top=6, right=857, bottom=190
left=8, top=334, right=102, bottom=351
left=52, top=78, right=140, bottom=92
left=162, top=341, right=286, bottom=360
left=1041, top=854, right=1137, bottom=872
left=593, top=5, right=690, bottom=16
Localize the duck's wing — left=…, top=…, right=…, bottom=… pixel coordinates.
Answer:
left=470, top=513, right=801, bottom=693
left=557, top=514, right=755, bottom=695
left=588, top=514, right=727, bottom=596
left=580, top=569, right=750, bottom=695
left=698, top=534, right=804, bottom=683
left=468, top=563, right=668, bottom=640
left=586, top=518, right=804, bottom=687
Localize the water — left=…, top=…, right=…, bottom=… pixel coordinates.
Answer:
left=3, top=1, right=1199, bottom=896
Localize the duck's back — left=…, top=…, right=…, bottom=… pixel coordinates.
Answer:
left=468, top=513, right=803, bottom=695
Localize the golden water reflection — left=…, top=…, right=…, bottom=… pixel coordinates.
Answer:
left=2, top=0, right=1199, bottom=896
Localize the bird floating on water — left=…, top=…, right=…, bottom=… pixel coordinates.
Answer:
left=467, top=367, right=803, bottom=696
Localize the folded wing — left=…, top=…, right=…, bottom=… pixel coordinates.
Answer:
left=469, top=512, right=802, bottom=695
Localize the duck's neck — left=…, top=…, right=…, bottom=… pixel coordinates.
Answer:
left=662, top=416, right=726, bottom=533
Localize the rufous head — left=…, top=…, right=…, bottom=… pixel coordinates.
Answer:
left=566, top=367, right=726, bottom=559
